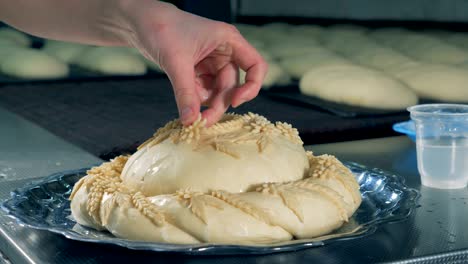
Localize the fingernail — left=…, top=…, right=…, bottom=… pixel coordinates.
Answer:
left=233, top=98, right=247, bottom=108
left=180, top=107, right=193, bottom=122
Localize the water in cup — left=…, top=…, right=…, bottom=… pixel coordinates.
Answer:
left=417, top=136, right=468, bottom=189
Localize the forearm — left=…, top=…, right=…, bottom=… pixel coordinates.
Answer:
left=0, top=0, right=165, bottom=46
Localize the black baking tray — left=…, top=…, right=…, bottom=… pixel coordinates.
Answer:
left=0, top=66, right=166, bottom=86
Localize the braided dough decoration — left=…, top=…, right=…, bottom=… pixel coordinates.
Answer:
left=70, top=113, right=361, bottom=244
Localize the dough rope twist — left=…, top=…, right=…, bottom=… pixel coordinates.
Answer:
left=70, top=113, right=361, bottom=244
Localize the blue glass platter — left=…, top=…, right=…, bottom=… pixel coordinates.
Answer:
left=1, top=162, right=419, bottom=255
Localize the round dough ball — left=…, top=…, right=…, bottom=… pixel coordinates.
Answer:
left=279, top=49, right=350, bottom=79
left=121, top=114, right=309, bottom=196
left=394, top=34, right=468, bottom=64
left=0, top=28, right=31, bottom=47
left=261, top=22, right=293, bottom=33
left=322, top=34, right=379, bottom=56
left=42, top=40, right=89, bottom=63
left=347, top=46, right=416, bottom=71
left=267, top=41, right=320, bottom=60
left=369, top=28, right=413, bottom=46
left=290, top=24, right=324, bottom=40
left=326, top=24, right=368, bottom=35
left=0, top=41, right=22, bottom=59
left=240, top=61, right=291, bottom=88
left=255, top=24, right=299, bottom=45
left=244, top=36, right=265, bottom=49
left=445, top=33, right=468, bottom=49
left=0, top=38, right=17, bottom=47
left=299, top=64, right=418, bottom=110
left=392, top=63, right=468, bottom=102
left=74, top=47, right=147, bottom=75
left=0, top=48, right=69, bottom=79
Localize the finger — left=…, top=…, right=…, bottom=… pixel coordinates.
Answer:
left=229, top=36, right=268, bottom=108
left=196, top=74, right=215, bottom=106
left=202, top=63, right=238, bottom=126
left=163, top=55, right=200, bottom=126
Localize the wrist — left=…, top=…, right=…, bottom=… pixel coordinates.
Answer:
left=112, top=0, right=179, bottom=46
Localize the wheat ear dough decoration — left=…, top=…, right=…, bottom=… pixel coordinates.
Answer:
left=70, top=113, right=361, bottom=244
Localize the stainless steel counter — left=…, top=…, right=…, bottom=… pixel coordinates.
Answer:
left=0, top=106, right=467, bottom=264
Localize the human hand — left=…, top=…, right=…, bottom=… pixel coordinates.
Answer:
left=121, top=1, right=267, bottom=126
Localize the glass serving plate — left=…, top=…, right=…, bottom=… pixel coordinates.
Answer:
left=1, top=162, right=419, bottom=255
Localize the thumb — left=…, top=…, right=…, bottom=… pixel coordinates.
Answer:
left=163, top=57, right=200, bottom=126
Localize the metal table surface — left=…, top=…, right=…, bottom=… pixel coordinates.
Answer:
left=1, top=107, right=468, bottom=264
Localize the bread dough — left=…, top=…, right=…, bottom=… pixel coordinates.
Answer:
left=279, top=48, right=350, bottom=79
left=70, top=113, right=361, bottom=244
left=445, top=33, right=468, bottom=49
left=322, top=34, right=380, bottom=57
left=239, top=51, right=291, bottom=88
left=0, top=48, right=69, bottom=79
left=347, top=46, right=417, bottom=71
left=391, top=63, right=468, bottom=102
left=0, top=41, right=23, bottom=59
left=299, top=64, right=418, bottom=109
left=267, top=41, right=321, bottom=60
left=372, top=32, right=468, bottom=65
left=42, top=40, right=89, bottom=63
left=369, top=28, right=413, bottom=46
left=326, top=24, right=368, bottom=35
left=240, top=61, right=291, bottom=88
left=74, top=47, right=147, bottom=75
left=0, top=38, right=17, bottom=47
left=397, top=35, right=468, bottom=64
left=0, top=28, right=31, bottom=47
left=290, top=25, right=323, bottom=40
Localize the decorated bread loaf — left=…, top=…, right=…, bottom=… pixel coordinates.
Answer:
left=70, top=113, right=361, bottom=244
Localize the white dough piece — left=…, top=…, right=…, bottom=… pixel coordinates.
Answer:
left=368, top=28, right=413, bottom=46
left=299, top=64, right=418, bottom=110
left=41, top=40, right=89, bottom=63
left=0, top=48, right=69, bottom=79
left=240, top=61, right=291, bottom=88
left=267, top=40, right=320, bottom=60
left=321, top=34, right=380, bottom=56
left=74, top=47, right=147, bottom=75
left=289, top=24, right=324, bottom=40
left=0, top=41, right=22, bottom=59
left=371, top=31, right=468, bottom=65
left=279, top=49, right=351, bottom=79
left=347, top=46, right=417, bottom=71
left=261, top=22, right=293, bottom=33
left=0, top=38, right=17, bottom=47
left=397, top=35, right=468, bottom=64
left=0, top=28, right=31, bottom=47
left=444, top=33, right=468, bottom=50
left=326, top=24, right=368, bottom=35
left=391, top=63, right=468, bottom=102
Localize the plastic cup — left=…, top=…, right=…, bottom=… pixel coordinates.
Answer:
left=408, top=104, right=468, bottom=189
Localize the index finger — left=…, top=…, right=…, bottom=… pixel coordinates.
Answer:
left=229, top=36, right=268, bottom=108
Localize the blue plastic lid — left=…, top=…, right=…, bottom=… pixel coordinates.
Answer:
left=392, top=120, right=415, bottom=141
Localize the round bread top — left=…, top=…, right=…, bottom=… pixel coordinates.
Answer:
left=120, top=113, right=309, bottom=196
